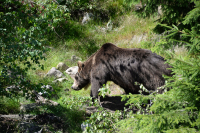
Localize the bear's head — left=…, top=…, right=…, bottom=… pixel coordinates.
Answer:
left=71, top=61, right=90, bottom=90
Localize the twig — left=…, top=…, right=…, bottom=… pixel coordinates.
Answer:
left=53, top=0, right=60, bottom=5
left=53, top=28, right=62, bottom=39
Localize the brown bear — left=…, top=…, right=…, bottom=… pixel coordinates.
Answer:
left=71, top=43, right=172, bottom=99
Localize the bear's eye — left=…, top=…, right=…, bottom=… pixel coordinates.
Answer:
left=75, top=76, right=78, bottom=80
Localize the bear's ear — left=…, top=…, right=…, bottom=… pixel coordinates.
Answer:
left=77, top=61, right=84, bottom=71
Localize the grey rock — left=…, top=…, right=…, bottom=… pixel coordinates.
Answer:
left=56, top=62, right=69, bottom=71
left=6, top=85, right=24, bottom=94
left=39, top=85, right=54, bottom=96
left=41, top=85, right=54, bottom=91
left=34, top=92, right=59, bottom=106
left=82, top=12, right=93, bottom=24
left=20, top=98, right=59, bottom=113
left=52, top=78, right=68, bottom=83
left=108, top=82, right=125, bottom=96
left=0, top=114, right=36, bottom=120
left=65, top=66, right=78, bottom=80
left=7, top=69, right=24, bottom=79
left=71, top=55, right=81, bottom=63
left=20, top=103, right=39, bottom=112
left=18, top=122, right=41, bottom=133
left=6, top=85, right=18, bottom=92
left=46, top=67, right=65, bottom=79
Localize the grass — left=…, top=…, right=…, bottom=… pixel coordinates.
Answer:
left=173, top=45, right=188, bottom=57
left=0, top=97, right=20, bottom=114
left=83, top=13, right=158, bottom=49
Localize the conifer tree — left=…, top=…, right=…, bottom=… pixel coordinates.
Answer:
left=116, top=0, right=200, bottom=132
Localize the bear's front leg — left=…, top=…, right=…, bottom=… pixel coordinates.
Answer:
left=90, top=79, right=101, bottom=99
left=90, top=77, right=106, bottom=106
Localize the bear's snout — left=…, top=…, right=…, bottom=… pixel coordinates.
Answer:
left=71, top=83, right=81, bottom=90
left=71, top=85, right=77, bottom=90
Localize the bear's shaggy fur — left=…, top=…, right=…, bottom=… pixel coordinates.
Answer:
left=71, top=43, right=172, bottom=98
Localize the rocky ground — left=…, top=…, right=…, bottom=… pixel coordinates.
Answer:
left=0, top=95, right=135, bottom=133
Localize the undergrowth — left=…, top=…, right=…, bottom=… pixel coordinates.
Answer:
left=0, top=97, right=20, bottom=114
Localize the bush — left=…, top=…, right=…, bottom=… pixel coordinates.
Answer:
left=0, top=0, right=71, bottom=98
